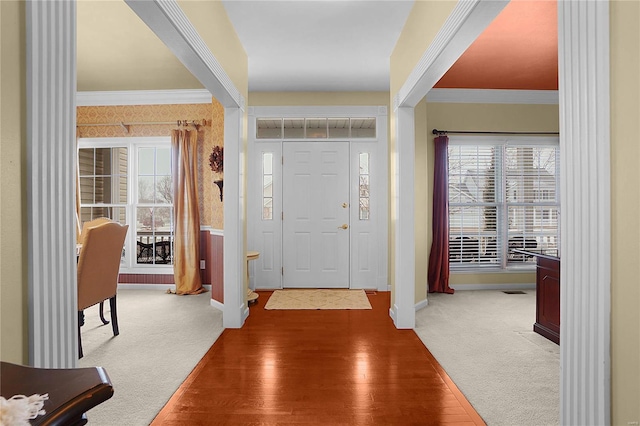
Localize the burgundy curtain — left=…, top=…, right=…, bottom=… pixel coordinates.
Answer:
left=428, top=135, right=454, bottom=294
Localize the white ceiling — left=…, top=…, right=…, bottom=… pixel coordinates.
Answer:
left=222, top=0, right=414, bottom=92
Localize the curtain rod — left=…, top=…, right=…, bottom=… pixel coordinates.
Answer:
left=432, top=128, right=559, bottom=136
left=77, top=119, right=209, bottom=133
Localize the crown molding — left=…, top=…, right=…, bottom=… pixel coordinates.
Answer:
left=394, top=0, right=509, bottom=108
left=76, top=89, right=212, bottom=106
left=426, top=89, right=559, bottom=105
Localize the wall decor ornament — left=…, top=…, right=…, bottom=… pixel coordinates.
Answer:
left=209, top=145, right=224, bottom=201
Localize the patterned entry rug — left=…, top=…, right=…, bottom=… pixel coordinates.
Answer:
left=264, top=289, right=372, bottom=310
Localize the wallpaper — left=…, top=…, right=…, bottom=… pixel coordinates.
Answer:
left=77, top=101, right=224, bottom=229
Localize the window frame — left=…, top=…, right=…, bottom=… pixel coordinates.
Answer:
left=447, top=136, right=560, bottom=272
left=78, top=137, right=174, bottom=274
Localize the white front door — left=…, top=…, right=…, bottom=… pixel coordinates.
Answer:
left=282, top=142, right=350, bottom=288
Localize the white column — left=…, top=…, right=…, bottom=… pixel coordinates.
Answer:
left=26, top=0, right=78, bottom=368
left=558, top=1, right=611, bottom=424
left=393, top=106, right=416, bottom=328
left=223, top=106, right=246, bottom=328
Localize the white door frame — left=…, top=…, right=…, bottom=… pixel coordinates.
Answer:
left=393, top=0, right=611, bottom=424
left=248, top=106, right=389, bottom=292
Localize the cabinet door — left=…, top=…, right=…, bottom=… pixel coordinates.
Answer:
left=535, top=257, right=560, bottom=343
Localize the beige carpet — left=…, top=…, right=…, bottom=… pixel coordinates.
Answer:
left=264, top=289, right=372, bottom=310
left=78, top=290, right=223, bottom=426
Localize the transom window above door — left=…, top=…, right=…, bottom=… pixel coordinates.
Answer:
left=256, top=117, right=376, bottom=139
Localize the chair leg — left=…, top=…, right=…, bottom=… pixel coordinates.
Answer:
left=109, top=295, right=119, bottom=336
left=99, top=301, right=110, bottom=325
left=78, top=311, right=84, bottom=359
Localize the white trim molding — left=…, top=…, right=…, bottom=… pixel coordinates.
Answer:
left=393, top=106, right=416, bottom=329
left=125, top=0, right=245, bottom=110
left=77, top=89, right=212, bottom=106
left=449, top=283, right=536, bottom=291
left=426, top=89, right=559, bottom=105
left=223, top=106, right=246, bottom=328
left=558, top=1, right=611, bottom=424
left=26, top=0, right=78, bottom=368
left=414, top=299, right=428, bottom=312
left=247, top=106, right=389, bottom=292
left=394, top=0, right=508, bottom=109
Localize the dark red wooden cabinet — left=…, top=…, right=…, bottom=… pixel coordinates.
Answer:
left=533, top=255, right=560, bottom=344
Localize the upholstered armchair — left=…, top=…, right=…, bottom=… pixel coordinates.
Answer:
left=77, top=221, right=128, bottom=358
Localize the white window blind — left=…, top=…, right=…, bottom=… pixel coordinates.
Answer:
left=448, top=137, right=559, bottom=269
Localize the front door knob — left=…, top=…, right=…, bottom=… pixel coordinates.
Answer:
left=338, top=224, right=348, bottom=230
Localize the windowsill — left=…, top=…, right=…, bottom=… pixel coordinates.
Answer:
left=121, top=266, right=174, bottom=275
left=451, top=266, right=536, bottom=275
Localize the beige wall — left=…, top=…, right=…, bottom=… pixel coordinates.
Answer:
left=180, top=1, right=248, bottom=101
left=610, top=1, right=640, bottom=424
left=77, top=1, right=203, bottom=91
left=389, top=1, right=457, bottom=96
left=389, top=1, right=456, bottom=304
left=0, top=0, right=28, bottom=364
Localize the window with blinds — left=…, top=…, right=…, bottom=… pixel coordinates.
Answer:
left=447, top=137, right=560, bottom=269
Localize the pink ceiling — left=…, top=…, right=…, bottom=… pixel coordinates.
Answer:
left=435, top=0, right=558, bottom=91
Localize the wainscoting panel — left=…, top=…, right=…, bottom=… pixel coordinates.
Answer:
left=209, top=232, right=224, bottom=304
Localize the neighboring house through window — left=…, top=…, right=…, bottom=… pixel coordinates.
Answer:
left=78, top=137, right=174, bottom=271
left=447, top=136, right=560, bottom=270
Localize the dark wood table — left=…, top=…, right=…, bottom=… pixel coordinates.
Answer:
left=0, top=361, right=114, bottom=425
left=515, top=249, right=560, bottom=345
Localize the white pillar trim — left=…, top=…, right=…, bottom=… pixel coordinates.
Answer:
left=558, top=1, right=611, bottom=424
left=127, top=0, right=247, bottom=328
left=223, top=107, right=247, bottom=328
left=392, top=106, right=416, bottom=329
left=26, top=0, right=78, bottom=368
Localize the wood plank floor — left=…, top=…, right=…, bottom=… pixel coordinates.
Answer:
left=151, top=291, right=485, bottom=425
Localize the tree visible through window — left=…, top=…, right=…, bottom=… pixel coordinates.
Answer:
left=447, top=138, right=559, bottom=269
left=78, top=138, right=174, bottom=269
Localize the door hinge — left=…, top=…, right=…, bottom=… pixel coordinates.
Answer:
left=281, top=267, right=284, bottom=275
left=281, top=156, right=284, bottom=165
left=282, top=212, right=284, bottom=220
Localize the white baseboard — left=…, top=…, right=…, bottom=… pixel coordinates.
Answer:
left=415, top=299, right=428, bottom=311
left=210, top=298, right=224, bottom=311
left=449, top=283, right=536, bottom=291
left=389, top=305, right=397, bottom=323
left=242, top=305, right=250, bottom=323
left=118, top=284, right=212, bottom=292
